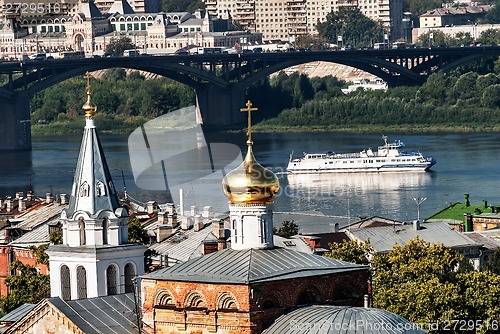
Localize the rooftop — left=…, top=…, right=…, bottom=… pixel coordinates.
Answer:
left=143, top=247, right=366, bottom=284
left=347, top=221, right=482, bottom=253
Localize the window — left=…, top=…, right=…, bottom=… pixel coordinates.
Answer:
left=124, top=263, right=135, bottom=293
left=77, top=266, right=87, bottom=299
left=61, top=265, right=71, bottom=301
left=106, top=265, right=118, bottom=295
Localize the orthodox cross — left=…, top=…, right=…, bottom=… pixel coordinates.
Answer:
left=240, top=100, right=258, bottom=143
left=84, top=71, right=92, bottom=95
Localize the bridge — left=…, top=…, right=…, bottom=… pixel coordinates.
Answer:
left=1, top=46, right=499, bottom=150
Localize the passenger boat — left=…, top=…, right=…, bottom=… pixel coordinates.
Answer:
left=341, top=78, right=388, bottom=94
left=287, top=136, right=436, bottom=174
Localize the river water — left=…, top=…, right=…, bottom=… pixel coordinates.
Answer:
left=2, top=131, right=500, bottom=231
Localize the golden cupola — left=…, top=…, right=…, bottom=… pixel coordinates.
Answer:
left=222, top=101, right=280, bottom=205
left=82, top=72, right=96, bottom=118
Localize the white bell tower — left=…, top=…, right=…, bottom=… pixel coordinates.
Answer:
left=47, top=72, right=146, bottom=300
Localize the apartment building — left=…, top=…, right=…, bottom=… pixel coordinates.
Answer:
left=204, top=0, right=404, bottom=42
left=93, top=0, right=161, bottom=14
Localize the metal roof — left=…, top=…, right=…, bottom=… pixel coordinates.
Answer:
left=0, top=304, right=35, bottom=323
left=262, top=305, right=426, bottom=334
left=348, top=221, right=482, bottom=253
left=142, top=247, right=366, bottom=284
left=274, top=211, right=351, bottom=234
left=463, top=232, right=500, bottom=250
left=9, top=202, right=65, bottom=231
left=47, top=293, right=138, bottom=334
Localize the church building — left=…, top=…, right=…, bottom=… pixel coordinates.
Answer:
left=140, top=102, right=370, bottom=333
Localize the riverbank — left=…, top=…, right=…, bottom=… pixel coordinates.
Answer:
left=31, top=119, right=500, bottom=136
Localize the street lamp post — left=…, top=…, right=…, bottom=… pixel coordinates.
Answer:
left=412, top=197, right=427, bottom=223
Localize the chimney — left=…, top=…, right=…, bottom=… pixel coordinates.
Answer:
left=364, top=295, right=370, bottom=308
left=167, top=213, right=179, bottom=228
left=158, top=211, right=166, bottom=225
left=6, top=197, right=13, bottom=212
left=156, top=224, right=173, bottom=243
left=483, top=199, right=488, bottom=209
left=18, top=198, right=26, bottom=212
left=464, top=213, right=473, bottom=232
left=60, top=194, right=68, bottom=205
left=333, top=223, right=339, bottom=233
left=190, top=205, right=198, bottom=217
left=26, top=191, right=35, bottom=201
left=464, top=194, right=470, bottom=207
left=46, top=193, right=53, bottom=204
left=181, top=216, right=193, bottom=230
left=413, top=220, right=421, bottom=231
left=203, top=239, right=218, bottom=255
left=193, top=215, right=203, bottom=232
left=0, top=198, right=3, bottom=210
left=202, top=206, right=213, bottom=218
left=146, top=201, right=157, bottom=214
left=165, top=203, right=175, bottom=215
left=15, top=192, right=23, bottom=200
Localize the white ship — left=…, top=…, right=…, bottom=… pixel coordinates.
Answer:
left=287, top=136, right=436, bottom=174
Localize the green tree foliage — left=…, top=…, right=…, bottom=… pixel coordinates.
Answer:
left=324, top=239, right=373, bottom=265
left=485, top=0, right=500, bottom=24
left=403, top=0, right=446, bottom=17
left=128, top=217, right=148, bottom=243
left=28, top=244, right=49, bottom=266
left=316, top=7, right=384, bottom=47
left=483, top=248, right=500, bottom=275
left=372, top=238, right=500, bottom=332
left=162, top=0, right=204, bottom=13
left=104, top=37, right=135, bottom=56
left=30, top=71, right=195, bottom=131
left=481, top=84, right=500, bottom=107
left=418, top=30, right=447, bottom=46
left=272, top=220, right=299, bottom=238
left=0, top=261, right=50, bottom=316
left=50, top=229, right=63, bottom=245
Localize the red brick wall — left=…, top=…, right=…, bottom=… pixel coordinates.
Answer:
left=472, top=217, right=500, bottom=231
left=0, top=246, right=10, bottom=297
left=142, top=268, right=369, bottom=333
left=13, top=248, right=49, bottom=275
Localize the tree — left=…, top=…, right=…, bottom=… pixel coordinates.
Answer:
left=104, top=37, right=135, bottom=56
left=162, top=0, right=204, bottom=13
left=28, top=244, right=49, bottom=266
left=273, top=220, right=299, bottom=238
left=49, top=229, right=63, bottom=245
left=485, top=0, right=500, bottom=24
left=0, top=261, right=50, bottom=316
left=403, top=0, right=446, bottom=17
left=128, top=217, right=148, bottom=243
left=483, top=248, right=500, bottom=274
left=417, top=30, right=447, bottom=46
left=324, top=239, right=373, bottom=265
left=316, top=7, right=384, bottom=48
left=371, top=237, right=500, bottom=332
left=481, top=84, right=500, bottom=108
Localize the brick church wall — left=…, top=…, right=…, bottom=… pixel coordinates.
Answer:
left=142, top=268, right=369, bottom=333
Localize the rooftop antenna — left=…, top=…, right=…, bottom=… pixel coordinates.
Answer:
left=121, top=170, right=127, bottom=199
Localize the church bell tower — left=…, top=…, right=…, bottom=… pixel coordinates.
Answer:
left=47, top=73, right=146, bottom=300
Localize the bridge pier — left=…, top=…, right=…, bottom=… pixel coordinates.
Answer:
left=195, top=84, right=246, bottom=127
left=0, top=92, right=31, bottom=151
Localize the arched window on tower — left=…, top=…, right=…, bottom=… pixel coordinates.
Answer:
left=79, top=218, right=86, bottom=245
left=233, top=219, right=237, bottom=243
left=61, top=265, right=71, bottom=301
left=106, top=265, right=118, bottom=295
left=96, top=181, right=106, bottom=197
left=124, top=263, right=135, bottom=293
left=79, top=181, right=89, bottom=197
left=77, top=266, right=87, bottom=299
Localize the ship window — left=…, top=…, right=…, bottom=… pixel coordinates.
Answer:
left=329, top=162, right=333, bottom=164
left=350, top=161, right=354, bottom=163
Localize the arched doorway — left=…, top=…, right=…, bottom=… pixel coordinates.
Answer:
left=75, top=34, right=85, bottom=52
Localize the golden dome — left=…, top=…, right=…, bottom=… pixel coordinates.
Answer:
left=222, top=100, right=279, bottom=205
left=82, top=72, right=96, bottom=118
left=222, top=143, right=280, bottom=205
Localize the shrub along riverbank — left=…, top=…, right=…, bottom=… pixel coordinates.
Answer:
left=30, top=59, right=500, bottom=136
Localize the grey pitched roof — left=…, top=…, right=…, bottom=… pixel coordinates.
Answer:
left=142, top=247, right=366, bottom=284
left=0, top=303, right=35, bottom=323
left=108, top=0, right=135, bottom=15
left=262, top=305, right=426, bottom=334
left=348, top=221, right=482, bottom=253
left=46, top=293, right=138, bottom=334
left=8, top=222, right=49, bottom=248
left=67, top=127, right=120, bottom=217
